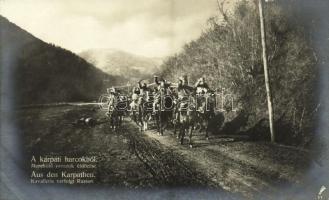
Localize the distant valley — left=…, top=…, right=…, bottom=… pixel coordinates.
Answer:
left=79, top=49, right=163, bottom=83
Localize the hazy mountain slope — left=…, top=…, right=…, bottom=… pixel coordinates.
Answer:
left=79, top=49, right=162, bottom=82
left=0, top=16, right=120, bottom=105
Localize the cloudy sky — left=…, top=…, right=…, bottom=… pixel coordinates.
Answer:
left=0, top=0, right=236, bottom=57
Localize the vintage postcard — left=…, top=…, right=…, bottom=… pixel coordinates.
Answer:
left=0, top=0, right=328, bottom=199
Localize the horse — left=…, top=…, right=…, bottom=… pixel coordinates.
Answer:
left=106, top=94, right=120, bottom=130
left=116, top=95, right=129, bottom=127
left=129, top=93, right=153, bottom=131
left=129, top=95, right=142, bottom=127
left=195, top=93, right=216, bottom=139
left=139, top=92, right=154, bottom=131
left=153, top=90, right=175, bottom=135
left=174, top=96, right=198, bottom=148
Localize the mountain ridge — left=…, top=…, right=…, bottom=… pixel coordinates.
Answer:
left=0, top=15, right=121, bottom=104
left=79, top=48, right=163, bottom=82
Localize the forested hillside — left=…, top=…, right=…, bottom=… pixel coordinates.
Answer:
left=0, top=16, right=120, bottom=105
left=160, top=0, right=326, bottom=147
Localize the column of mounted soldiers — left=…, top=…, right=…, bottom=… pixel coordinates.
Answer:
left=133, top=75, right=213, bottom=112
left=106, top=75, right=214, bottom=114
left=105, top=75, right=216, bottom=146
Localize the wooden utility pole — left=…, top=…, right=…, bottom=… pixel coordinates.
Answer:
left=127, top=82, right=130, bottom=94
left=258, top=0, right=275, bottom=142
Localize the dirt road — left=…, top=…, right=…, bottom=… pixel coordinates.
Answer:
left=17, top=104, right=323, bottom=199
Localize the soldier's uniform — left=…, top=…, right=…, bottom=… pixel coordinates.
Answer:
left=132, top=87, right=140, bottom=99
left=195, top=77, right=210, bottom=94
left=177, top=82, right=194, bottom=100
left=107, top=87, right=118, bottom=114
left=154, top=76, right=171, bottom=92
left=175, top=76, right=195, bottom=120
left=152, top=76, right=171, bottom=113
left=138, top=81, right=150, bottom=96
left=194, top=78, right=215, bottom=115
left=129, top=87, right=140, bottom=111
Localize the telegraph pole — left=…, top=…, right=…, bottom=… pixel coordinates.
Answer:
left=127, top=82, right=130, bottom=94
left=258, top=0, right=275, bottom=142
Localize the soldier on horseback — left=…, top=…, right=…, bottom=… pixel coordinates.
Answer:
left=130, top=86, right=140, bottom=113
left=138, top=80, right=151, bottom=95
left=154, top=75, right=172, bottom=93
left=170, top=75, right=197, bottom=147
left=194, top=77, right=215, bottom=111
left=107, top=87, right=117, bottom=108
left=138, top=79, right=156, bottom=105
left=175, top=75, right=195, bottom=120
left=194, top=77, right=216, bottom=139
left=106, top=87, right=120, bottom=130
left=177, top=75, right=194, bottom=97
left=152, top=75, right=175, bottom=135
left=128, top=80, right=154, bottom=131
left=195, top=77, right=210, bottom=94
left=153, top=75, right=171, bottom=113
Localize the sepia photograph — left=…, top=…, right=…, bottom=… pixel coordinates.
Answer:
left=0, top=0, right=328, bottom=199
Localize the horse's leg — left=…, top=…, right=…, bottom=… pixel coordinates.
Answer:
left=115, top=114, right=119, bottom=131
left=115, top=116, right=118, bottom=131
left=174, top=112, right=179, bottom=137
left=158, top=112, right=163, bottom=136
left=112, top=116, right=115, bottom=129
left=154, top=114, right=160, bottom=132
left=144, top=118, right=147, bottom=131
left=132, top=112, right=136, bottom=124
left=139, top=113, right=144, bottom=132
left=141, top=115, right=144, bottom=131
left=179, top=126, right=185, bottom=145
left=160, top=116, right=165, bottom=136
left=136, top=113, right=140, bottom=126
left=188, top=125, right=193, bottom=148
left=110, top=115, right=114, bottom=129
left=162, top=113, right=168, bottom=133
left=199, top=118, right=204, bottom=133
left=173, top=122, right=177, bottom=136
left=148, top=113, right=152, bottom=121
left=205, top=120, right=209, bottom=140
left=147, top=113, right=151, bottom=130
left=140, top=121, right=144, bottom=131
left=159, top=126, right=163, bottom=136
left=117, top=114, right=120, bottom=128
left=117, top=115, right=121, bottom=129
left=117, top=115, right=120, bottom=129
left=141, top=108, right=146, bottom=131
left=132, top=112, right=137, bottom=124
left=176, top=122, right=181, bottom=139
left=144, top=115, right=148, bottom=131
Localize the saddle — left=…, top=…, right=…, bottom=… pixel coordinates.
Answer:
left=178, top=101, right=196, bottom=112
left=179, top=102, right=188, bottom=111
